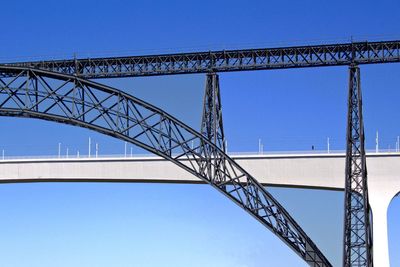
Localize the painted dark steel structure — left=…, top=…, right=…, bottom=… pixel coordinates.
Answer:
left=201, top=73, right=225, bottom=150
left=2, top=39, right=399, bottom=266
left=200, top=73, right=227, bottom=186
left=343, top=65, right=373, bottom=266
left=0, top=66, right=331, bottom=267
left=2, top=40, right=400, bottom=78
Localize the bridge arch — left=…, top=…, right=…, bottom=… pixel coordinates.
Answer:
left=0, top=65, right=330, bottom=266
left=388, top=192, right=400, bottom=266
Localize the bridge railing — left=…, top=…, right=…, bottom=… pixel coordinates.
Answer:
left=1, top=149, right=399, bottom=161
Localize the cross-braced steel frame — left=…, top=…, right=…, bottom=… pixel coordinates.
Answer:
left=200, top=73, right=226, bottom=186
left=2, top=38, right=392, bottom=266
left=3, top=40, right=400, bottom=78
left=343, top=65, right=373, bottom=266
left=0, top=66, right=331, bottom=267
left=201, top=73, right=225, bottom=150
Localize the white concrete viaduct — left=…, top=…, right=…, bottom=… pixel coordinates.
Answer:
left=0, top=152, right=398, bottom=266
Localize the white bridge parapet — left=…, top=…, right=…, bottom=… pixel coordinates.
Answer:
left=0, top=152, right=399, bottom=266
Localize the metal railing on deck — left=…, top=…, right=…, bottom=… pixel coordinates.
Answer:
left=1, top=149, right=400, bottom=161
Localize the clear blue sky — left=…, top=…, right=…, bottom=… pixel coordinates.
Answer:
left=0, top=0, right=399, bottom=266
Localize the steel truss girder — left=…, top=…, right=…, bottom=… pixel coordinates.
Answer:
left=0, top=66, right=331, bottom=266
left=343, top=65, right=373, bottom=266
left=2, top=40, right=400, bottom=78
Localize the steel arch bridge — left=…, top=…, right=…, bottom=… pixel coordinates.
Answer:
left=0, top=66, right=331, bottom=266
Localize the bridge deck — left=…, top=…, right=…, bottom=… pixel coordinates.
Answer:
left=0, top=152, right=398, bottom=192
left=3, top=40, right=400, bottom=78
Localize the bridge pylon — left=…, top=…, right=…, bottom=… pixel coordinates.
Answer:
left=201, top=72, right=225, bottom=150
left=199, top=72, right=227, bottom=186
left=343, top=65, right=373, bottom=266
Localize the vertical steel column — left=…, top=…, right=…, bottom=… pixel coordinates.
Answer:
left=200, top=72, right=226, bottom=185
left=343, top=65, right=373, bottom=267
left=201, top=72, right=225, bottom=150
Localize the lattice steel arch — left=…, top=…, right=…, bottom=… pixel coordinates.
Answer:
left=0, top=65, right=331, bottom=266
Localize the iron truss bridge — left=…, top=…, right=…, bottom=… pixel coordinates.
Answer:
left=1, top=40, right=399, bottom=78
left=1, top=39, right=399, bottom=266
left=0, top=66, right=331, bottom=266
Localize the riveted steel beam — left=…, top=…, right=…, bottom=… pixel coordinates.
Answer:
left=2, top=40, right=400, bottom=78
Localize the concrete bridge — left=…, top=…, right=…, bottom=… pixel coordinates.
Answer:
left=0, top=152, right=398, bottom=266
